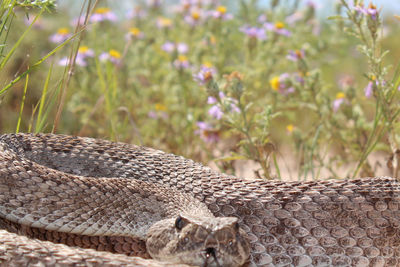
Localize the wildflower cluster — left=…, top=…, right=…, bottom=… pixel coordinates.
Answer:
left=99, top=49, right=122, bottom=65
left=49, top=28, right=71, bottom=43
left=58, top=46, right=94, bottom=67
left=2, top=0, right=400, bottom=180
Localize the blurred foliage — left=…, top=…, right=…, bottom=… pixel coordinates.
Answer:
left=1, top=0, right=400, bottom=180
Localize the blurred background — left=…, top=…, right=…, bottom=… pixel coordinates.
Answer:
left=1, top=0, right=399, bottom=180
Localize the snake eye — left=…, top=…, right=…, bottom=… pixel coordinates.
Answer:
left=175, top=216, right=186, bottom=230
left=234, top=222, right=240, bottom=230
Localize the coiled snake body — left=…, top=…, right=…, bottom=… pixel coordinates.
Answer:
left=1, top=133, right=400, bottom=266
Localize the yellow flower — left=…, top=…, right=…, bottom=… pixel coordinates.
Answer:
left=155, top=103, right=167, bottom=111
left=95, top=7, right=111, bottom=14
left=202, top=62, right=213, bottom=68
left=78, top=46, right=89, bottom=53
left=191, top=11, right=200, bottom=20
left=109, top=49, right=121, bottom=59
left=286, top=124, right=294, bottom=133
left=57, top=28, right=70, bottom=35
left=129, top=27, right=141, bottom=36
left=336, top=92, right=346, bottom=99
left=275, top=22, right=285, bottom=29
left=178, top=55, right=188, bottom=62
left=216, top=6, right=227, bottom=14
left=157, top=17, right=172, bottom=27
left=210, top=35, right=216, bottom=44
left=269, top=76, right=280, bottom=91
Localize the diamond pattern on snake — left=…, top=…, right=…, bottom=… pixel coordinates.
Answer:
left=1, top=133, right=400, bottom=266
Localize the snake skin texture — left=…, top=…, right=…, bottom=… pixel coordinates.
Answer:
left=0, top=229, right=185, bottom=266
left=1, top=133, right=400, bottom=267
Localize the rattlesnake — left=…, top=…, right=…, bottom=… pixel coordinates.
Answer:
left=1, top=133, right=400, bottom=266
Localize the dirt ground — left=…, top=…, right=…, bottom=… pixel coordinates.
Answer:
left=209, top=150, right=393, bottom=181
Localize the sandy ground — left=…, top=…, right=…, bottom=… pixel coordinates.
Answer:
left=209, top=150, right=394, bottom=181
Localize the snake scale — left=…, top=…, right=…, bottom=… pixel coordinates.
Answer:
left=1, top=133, right=400, bottom=266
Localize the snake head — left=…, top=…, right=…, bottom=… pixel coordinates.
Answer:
left=146, top=214, right=250, bottom=267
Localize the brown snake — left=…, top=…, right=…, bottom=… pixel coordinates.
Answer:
left=1, top=133, right=400, bottom=266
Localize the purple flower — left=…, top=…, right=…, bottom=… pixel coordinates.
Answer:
left=156, top=17, right=173, bottom=28
left=197, top=121, right=209, bottom=130
left=184, top=8, right=205, bottom=26
left=354, top=5, right=366, bottom=15
left=196, top=121, right=219, bottom=143
left=210, top=6, right=233, bottom=20
left=364, top=81, right=374, bottom=98
left=161, top=42, right=189, bottom=54
left=208, top=105, right=223, bottom=120
left=147, top=0, right=163, bottom=8
left=148, top=104, right=168, bottom=119
left=367, top=7, right=378, bottom=20
left=285, top=12, right=303, bottom=25
left=205, top=91, right=225, bottom=103
left=270, top=73, right=295, bottom=95
left=90, top=8, right=117, bottom=23
left=264, top=22, right=291, bottom=36
left=99, top=49, right=121, bottom=65
left=126, top=7, right=147, bottom=19
left=258, top=14, right=267, bottom=23
left=161, top=41, right=175, bottom=53
left=177, top=43, right=189, bottom=54
left=148, top=111, right=157, bottom=119
left=125, top=27, right=145, bottom=41
left=333, top=92, right=346, bottom=112
left=239, top=26, right=266, bottom=40
left=49, top=28, right=72, bottom=43
left=78, top=46, right=95, bottom=57
left=279, top=73, right=290, bottom=80
left=229, top=102, right=240, bottom=113
left=76, top=45, right=94, bottom=67
left=296, top=75, right=305, bottom=85
left=58, top=56, right=88, bottom=67
left=61, top=46, right=95, bottom=67
left=287, top=49, right=305, bottom=61
left=58, top=57, right=70, bottom=66
left=354, top=3, right=378, bottom=20
left=193, top=66, right=217, bottom=85
left=173, top=55, right=190, bottom=69
left=207, top=96, right=217, bottom=104
left=337, top=74, right=355, bottom=89
left=180, top=0, right=194, bottom=9
left=24, top=15, right=44, bottom=29
left=70, top=16, right=87, bottom=27
left=333, top=98, right=345, bottom=112
left=148, top=110, right=167, bottom=119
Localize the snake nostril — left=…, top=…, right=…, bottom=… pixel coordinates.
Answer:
left=205, top=247, right=216, bottom=258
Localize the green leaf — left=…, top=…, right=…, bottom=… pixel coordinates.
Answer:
left=213, top=154, right=247, bottom=162
left=0, top=30, right=81, bottom=96
left=327, top=15, right=344, bottom=21
left=0, top=9, right=44, bottom=71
